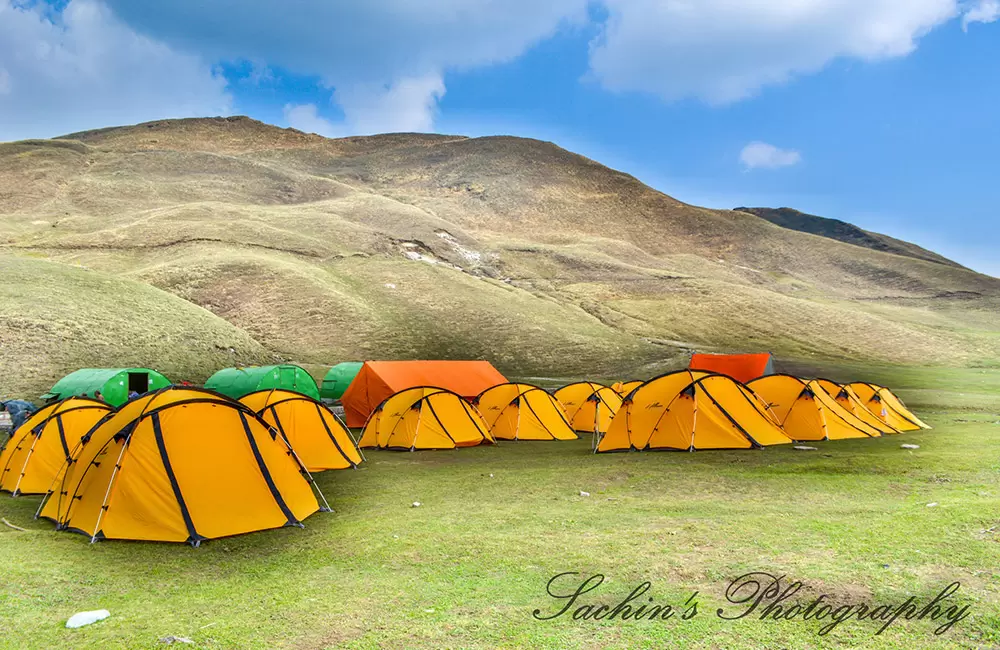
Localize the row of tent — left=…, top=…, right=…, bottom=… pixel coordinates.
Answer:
left=4, top=355, right=930, bottom=546
left=37, top=352, right=775, bottom=419
left=0, top=381, right=592, bottom=544
left=354, top=372, right=930, bottom=452
left=0, top=388, right=362, bottom=545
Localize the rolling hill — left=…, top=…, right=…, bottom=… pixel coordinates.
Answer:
left=2, top=116, right=998, bottom=399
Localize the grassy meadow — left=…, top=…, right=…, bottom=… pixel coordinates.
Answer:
left=1, top=365, right=997, bottom=649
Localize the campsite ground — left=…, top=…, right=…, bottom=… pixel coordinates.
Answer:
left=1, top=365, right=998, bottom=649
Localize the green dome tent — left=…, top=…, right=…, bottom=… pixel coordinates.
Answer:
left=320, top=362, right=363, bottom=400
left=204, top=365, right=320, bottom=400
left=42, top=368, right=172, bottom=407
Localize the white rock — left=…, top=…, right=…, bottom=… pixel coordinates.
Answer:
left=160, top=637, right=194, bottom=645
left=423, top=608, right=435, bottom=613
left=412, top=501, right=422, bottom=508
left=66, top=610, right=110, bottom=628
left=926, top=502, right=939, bottom=508
left=793, top=446, right=818, bottom=451
left=579, top=491, right=590, bottom=497
left=901, top=444, right=920, bottom=449
left=384, top=283, right=396, bottom=289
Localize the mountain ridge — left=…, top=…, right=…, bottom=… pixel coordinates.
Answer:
left=2, top=116, right=998, bottom=399
left=735, top=206, right=964, bottom=269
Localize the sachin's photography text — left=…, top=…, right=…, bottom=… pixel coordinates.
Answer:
left=533, top=571, right=971, bottom=636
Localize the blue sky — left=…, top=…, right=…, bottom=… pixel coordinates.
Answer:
left=2, top=0, right=998, bottom=275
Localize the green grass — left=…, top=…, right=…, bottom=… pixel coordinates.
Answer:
left=1, top=366, right=998, bottom=649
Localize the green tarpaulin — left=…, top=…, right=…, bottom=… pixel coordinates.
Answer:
left=43, top=368, right=172, bottom=407
left=204, top=365, right=320, bottom=400
left=320, top=362, right=363, bottom=400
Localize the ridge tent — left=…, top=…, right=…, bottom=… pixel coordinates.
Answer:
left=813, top=379, right=899, bottom=435
left=597, top=371, right=791, bottom=452
left=358, top=387, right=495, bottom=451
left=689, top=353, right=775, bottom=384
left=0, top=398, right=112, bottom=496
left=320, top=362, right=364, bottom=400
left=42, top=368, right=171, bottom=407
left=473, top=383, right=578, bottom=441
left=341, top=361, right=508, bottom=427
left=205, top=365, right=320, bottom=401
left=38, top=387, right=326, bottom=546
left=554, top=382, right=623, bottom=435
left=611, top=380, right=644, bottom=396
left=749, top=375, right=883, bottom=441
left=240, top=389, right=362, bottom=472
left=847, top=383, right=930, bottom=431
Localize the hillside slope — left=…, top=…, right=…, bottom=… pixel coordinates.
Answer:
left=734, top=206, right=962, bottom=269
left=2, top=116, right=998, bottom=398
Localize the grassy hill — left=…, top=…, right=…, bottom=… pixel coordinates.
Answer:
left=2, top=116, right=999, bottom=398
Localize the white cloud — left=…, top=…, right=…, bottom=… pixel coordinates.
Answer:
left=333, top=74, right=446, bottom=134
left=283, top=103, right=341, bottom=138
left=284, top=74, right=445, bottom=137
left=740, top=142, right=802, bottom=170
left=0, top=0, right=230, bottom=141
left=962, top=0, right=1000, bottom=29
left=589, top=0, right=960, bottom=104
left=102, top=0, right=587, bottom=135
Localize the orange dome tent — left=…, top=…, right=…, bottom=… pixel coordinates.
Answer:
left=689, top=352, right=775, bottom=384
left=473, top=383, right=577, bottom=441
left=554, top=382, right=623, bottom=436
left=749, top=375, right=883, bottom=441
left=240, top=389, right=363, bottom=472
left=38, top=387, right=326, bottom=546
left=847, top=382, right=930, bottom=431
left=359, top=387, right=495, bottom=450
left=341, top=361, right=507, bottom=427
left=597, top=371, right=791, bottom=452
left=0, top=397, right=112, bottom=496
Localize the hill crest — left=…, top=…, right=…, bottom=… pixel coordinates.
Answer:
left=1, top=116, right=998, bottom=399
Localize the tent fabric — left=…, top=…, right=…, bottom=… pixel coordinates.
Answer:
left=44, top=368, right=172, bottom=407
left=688, top=353, right=775, bottom=384
left=597, top=371, right=791, bottom=452
left=39, top=387, right=324, bottom=546
left=813, top=379, right=900, bottom=435
left=0, top=398, right=112, bottom=496
left=320, top=362, right=364, bottom=400
left=748, top=375, right=883, bottom=441
left=205, top=365, right=320, bottom=401
left=240, top=389, right=362, bottom=472
left=554, top=383, right=623, bottom=434
left=847, top=383, right=930, bottom=431
left=342, top=361, right=508, bottom=427
left=473, top=384, right=578, bottom=441
left=358, top=387, right=495, bottom=450
left=611, top=381, right=644, bottom=396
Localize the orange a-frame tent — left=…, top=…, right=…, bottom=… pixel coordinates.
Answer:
left=341, top=361, right=508, bottom=427
left=688, top=352, right=775, bottom=384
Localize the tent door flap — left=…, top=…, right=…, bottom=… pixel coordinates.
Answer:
left=128, top=372, right=149, bottom=394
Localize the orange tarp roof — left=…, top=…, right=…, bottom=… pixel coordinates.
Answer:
left=688, top=353, right=774, bottom=384
left=341, top=361, right=508, bottom=427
